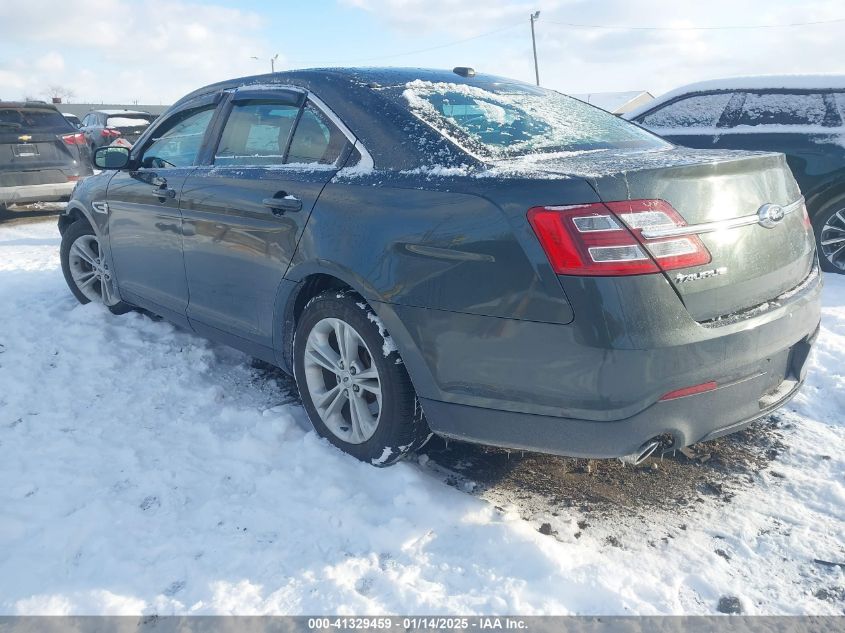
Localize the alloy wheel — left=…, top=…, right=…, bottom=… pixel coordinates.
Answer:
left=67, top=234, right=119, bottom=305
left=820, top=208, right=845, bottom=271
left=302, top=317, right=382, bottom=444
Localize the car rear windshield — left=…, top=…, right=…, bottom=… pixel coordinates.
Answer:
left=106, top=115, right=154, bottom=129
left=0, top=107, right=75, bottom=135
left=394, top=80, right=668, bottom=158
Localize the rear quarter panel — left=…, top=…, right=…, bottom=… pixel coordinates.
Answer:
left=285, top=171, right=601, bottom=323
left=282, top=170, right=598, bottom=404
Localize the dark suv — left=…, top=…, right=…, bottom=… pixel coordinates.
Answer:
left=80, top=109, right=156, bottom=154
left=0, top=101, right=92, bottom=211
left=625, top=77, right=845, bottom=273
left=58, top=68, right=821, bottom=467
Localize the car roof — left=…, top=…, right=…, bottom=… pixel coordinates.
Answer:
left=172, top=67, right=535, bottom=107
left=0, top=101, right=61, bottom=111
left=92, top=109, right=153, bottom=115
left=626, top=74, right=845, bottom=119
left=167, top=67, right=539, bottom=171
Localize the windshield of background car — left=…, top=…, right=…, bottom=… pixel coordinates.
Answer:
left=394, top=80, right=669, bottom=158
left=0, top=107, right=75, bottom=138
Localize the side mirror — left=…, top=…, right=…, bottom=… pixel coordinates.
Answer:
left=94, top=145, right=130, bottom=170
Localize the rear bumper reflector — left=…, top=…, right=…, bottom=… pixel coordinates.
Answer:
left=659, top=381, right=718, bottom=401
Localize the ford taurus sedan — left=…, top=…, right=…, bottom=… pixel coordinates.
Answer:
left=58, top=68, right=822, bottom=466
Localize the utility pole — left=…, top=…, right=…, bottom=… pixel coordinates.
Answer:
left=251, top=53, right=279, bottom=73
left=530, top=11, right=541, bottom=86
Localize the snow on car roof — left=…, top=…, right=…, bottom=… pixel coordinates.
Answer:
left=626, top=74, right=845, bottom=119
left=97, top=109, right=152, bottom=115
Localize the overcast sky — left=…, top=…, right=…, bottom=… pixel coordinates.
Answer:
left=1, top=0, right=843, bottom=105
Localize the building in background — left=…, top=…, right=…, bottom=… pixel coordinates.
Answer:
left=570, top=91, right=654, bottom=114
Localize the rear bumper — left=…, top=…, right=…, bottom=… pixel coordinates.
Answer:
left=420, top=325, right=816, bottom=458
left=376, top=263, right=822, bottom=459
left=0, top=181, right=75, bottom=205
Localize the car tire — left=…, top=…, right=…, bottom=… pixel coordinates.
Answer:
left=293, top=290, right=430, bottom=466
left=60, top=220, right=133, bottom=314
left=813, top=202, right=845, bottom=274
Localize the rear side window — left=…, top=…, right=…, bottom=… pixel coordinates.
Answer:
left=639, top=93, right=733, bottom=129
left=215, top=101, right=300, bottom=166
left=736, top=92, right=827, bottom=126
left=215, top=100, right=349, bottom=167
left=286, top=103, right=349, bottom=165
left=0, top=107, right=75, bottom=135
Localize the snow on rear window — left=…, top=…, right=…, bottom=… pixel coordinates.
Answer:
left=397, top=80, right=667, bottom=159
left=106, top=116, right=153, bottom=128
left=640, top=93, right=732, bottom=128
left=737, top=93, right=827, bottom=126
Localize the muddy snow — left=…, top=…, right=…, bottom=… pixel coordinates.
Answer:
left=0, top=221, right=843, bottom=615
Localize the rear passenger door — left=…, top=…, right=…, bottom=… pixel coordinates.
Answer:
left=711, top=91, right=844, bottom=194
left=633, top=92, right=736, bottom=148
left=179, top=88, right=354, bottom=348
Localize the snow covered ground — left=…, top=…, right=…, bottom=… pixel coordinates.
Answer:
left=0, top=220, right=843, bottom=616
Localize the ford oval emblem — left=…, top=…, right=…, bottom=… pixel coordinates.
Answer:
left=758, top=203, right=785, bottom=229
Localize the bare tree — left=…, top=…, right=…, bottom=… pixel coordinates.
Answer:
left=44, top=85, right=76, bottom=104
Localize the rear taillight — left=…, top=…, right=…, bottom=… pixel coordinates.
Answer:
left=801, top=203, right=812, bottom=231
left=61, top=133, right=86, bottom=145
left=527, top=200, right=711, bottom=276
left=100, top=128, right=121, bottom=138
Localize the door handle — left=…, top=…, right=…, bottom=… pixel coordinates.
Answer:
left=263, top=194, right=302, bottom=214
left=151, top=186, right=176, bottom=199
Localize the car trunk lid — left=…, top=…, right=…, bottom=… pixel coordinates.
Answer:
left=510, top=147, right=816, bottom=321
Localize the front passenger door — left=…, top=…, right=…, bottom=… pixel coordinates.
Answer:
left=106, top=98, right=219, bottom=325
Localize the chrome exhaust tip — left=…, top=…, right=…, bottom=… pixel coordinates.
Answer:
left=619, top=439, right=662, bottom=466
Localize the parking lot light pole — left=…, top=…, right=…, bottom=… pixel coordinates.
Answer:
left=250, top=54, right=279, bottom=73
left=530, top=11, right=541, bottom=86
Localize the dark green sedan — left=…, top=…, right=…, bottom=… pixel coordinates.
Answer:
left=626, top=76, right=845, bottom=273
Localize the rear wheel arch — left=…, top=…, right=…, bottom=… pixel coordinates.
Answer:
left=277, top=270, right=373, bottom=371
left=274, top=269, right=438, bottom=401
